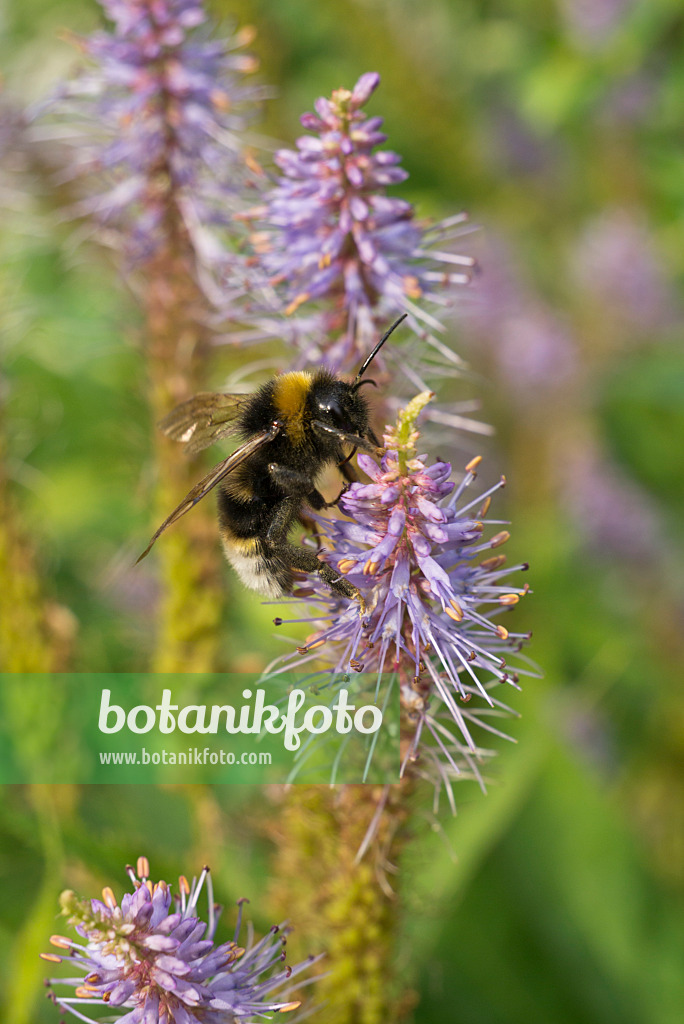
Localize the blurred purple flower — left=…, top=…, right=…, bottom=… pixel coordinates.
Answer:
left=243, top=73, right=476, bottom=376
left=558, top=0, right=634, bottom=49
left=496, top=308, right=577, bottom=400
left=487, top=105, right=555, bottom=177
left=43, top=856, right=316, bottom=1024
left=571, top=210, right=677, bottom=335
left=465, top=234, right=578, bottom=403
left=598, top=73, right=656, bottom=127
left=562, top=442, right=664, bottom=562
left=266, top=394, right=531, bottom=790
left=38, top=0, right=264, bottom=268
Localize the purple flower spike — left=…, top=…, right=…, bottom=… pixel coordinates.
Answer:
left=247, top=74, right=477, bottom=375
left=265, top=394, right=533, bottom=792
left=42, top=857, right=318, bottom=1023
left=39, top=0, right=265, bottom=269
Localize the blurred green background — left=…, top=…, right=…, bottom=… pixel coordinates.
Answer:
left=1, top=0, right=684, bottom=1022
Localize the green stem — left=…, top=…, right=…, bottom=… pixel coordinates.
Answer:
left=145, top=247, right=225, bottom=672
left=270, top=784, right=416, bottom=1024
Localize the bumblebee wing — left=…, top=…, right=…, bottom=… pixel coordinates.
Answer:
left=136, top=421, right=281, bottom=564
left=160, top=392, right=252, bottom=455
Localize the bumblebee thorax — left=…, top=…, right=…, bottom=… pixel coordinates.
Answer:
left=272, top=371, right=313, bottom=443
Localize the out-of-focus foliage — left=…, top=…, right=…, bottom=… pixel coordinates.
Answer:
left=1, top=0, right=683, bottom=1022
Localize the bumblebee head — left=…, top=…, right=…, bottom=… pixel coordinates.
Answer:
left=312, top=377, right=370, bottom=434
left=307, top=314, right=407, bottom=455
left=305, top=374, right=375, bottom=456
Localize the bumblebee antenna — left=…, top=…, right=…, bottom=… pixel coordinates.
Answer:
left=353, top=313, right=407, bottom=386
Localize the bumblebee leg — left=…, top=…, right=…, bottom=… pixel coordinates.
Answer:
left=320, top=484, right=347, bottom=509
left=339, top=460, right=359, bottom=485
left=265, top=496, right=303, bottom=544
left=267, top=461, right=340, bottom=511
left=262, top=493, right=365, bottom=612
left=284, top=544, right=365, bottom=612
left=267, top=463, right=316, bottom=497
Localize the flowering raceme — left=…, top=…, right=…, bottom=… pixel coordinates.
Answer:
left=246, top=72, right=476, bottom=375
left=268, top=394, right=532, bottom=789
left=42, top=857, right=316, bottom=1023
left=36, top=0, right=273, bottom=673
left=41, top=0, right=262, bottom=267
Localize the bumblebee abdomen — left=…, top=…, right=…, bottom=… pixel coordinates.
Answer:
left=220, top=533, right=289, bottom=598
left=217, top=483, right=296, bottom=598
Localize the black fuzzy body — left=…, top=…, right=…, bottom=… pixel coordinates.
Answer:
left=217, top=369, right=373, bottom=600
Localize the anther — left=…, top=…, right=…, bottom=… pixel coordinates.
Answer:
left=445, top=601, right=464, bottom=622
left=496, top=625, right=509, bottom=640
left=285, top=292, right=310, bottom=316
left=465, top=455, right=482, bottom=474
left=479, top=555, right=506, bottom=570
left=297, top=637, right=325, bottom=655
left=490, top=530, right=510, bottom=548
left=102, top=887, right=117, bottom=909
left=236, top=23, right=257, bottom=46
left=403, top=274, right=423, bottom=299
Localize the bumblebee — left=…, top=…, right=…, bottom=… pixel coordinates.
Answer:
left=138, top=315, right=406, bottom=608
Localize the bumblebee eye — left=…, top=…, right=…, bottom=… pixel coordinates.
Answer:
left=318, top=398, right=347, bottom=430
